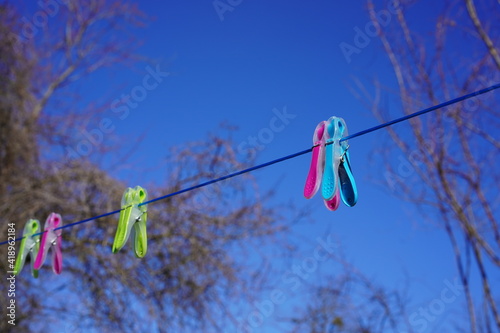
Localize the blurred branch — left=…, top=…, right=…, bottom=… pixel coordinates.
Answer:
left=359, top=0, right=500, bottom=331
left=465, top=0, right=500, bottom=70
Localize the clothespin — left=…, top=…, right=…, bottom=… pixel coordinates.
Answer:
left=304, top=121, right=340, bottom=211
left=321, top=117, right=343, bottom=208
left=321, top=116, right=358, bottom=207
left=112, top=186, right=148, bottom=258
left=33, top=213, right=63, bottom=275
left=336, top=117, right=358, bottom=207
left=14, top=219, right=41, bottom=278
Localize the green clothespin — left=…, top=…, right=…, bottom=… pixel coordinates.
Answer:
left=14, top=219, right=41, bottom=278
left=112, top=186, right=148, bottom=258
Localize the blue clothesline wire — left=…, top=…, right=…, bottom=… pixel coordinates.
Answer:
left=2, top=83, right=499, bottom=246
left=341, top=83, right=500, bottom=141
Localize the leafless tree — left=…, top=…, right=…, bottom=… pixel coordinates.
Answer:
left=0, top=1, right=288, bottom=332
left=288, top=257, right=412, bottom=333
left=348, top=0, right=500, bottom=332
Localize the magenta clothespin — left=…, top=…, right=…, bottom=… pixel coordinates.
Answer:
left=304, top=121, right=340, bottom=211
left=33, top=213, right=63, bottom=275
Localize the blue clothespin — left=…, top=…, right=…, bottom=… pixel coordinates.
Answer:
left=321, top=116, right=358, bottom=207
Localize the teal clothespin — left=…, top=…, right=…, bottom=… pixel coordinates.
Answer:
left=14, top=219, right=40, bottom=278
left=321, top=116, right=343, bottom=201
left=336, top=117, right=358, bottom=207
left=321, top=116, right=358, bottom=207
left=112, top=186, right=148, bottom=258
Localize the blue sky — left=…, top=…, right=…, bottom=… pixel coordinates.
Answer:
left=107, top=1, right=459, bottom=331
left=14, top=0, right=500, bottom=331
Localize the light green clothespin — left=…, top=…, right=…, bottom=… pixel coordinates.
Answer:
left=14, top=219, right=40, bottom=278
left=112, top=186, right=148, bottom=258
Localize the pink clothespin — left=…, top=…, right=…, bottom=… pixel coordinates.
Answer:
left=304, top=121, right=340, bottom=211
left=33, top=213, right=63, bottom=275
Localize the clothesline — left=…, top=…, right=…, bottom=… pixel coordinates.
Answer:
left=1, top=83, right=499, bottom=246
